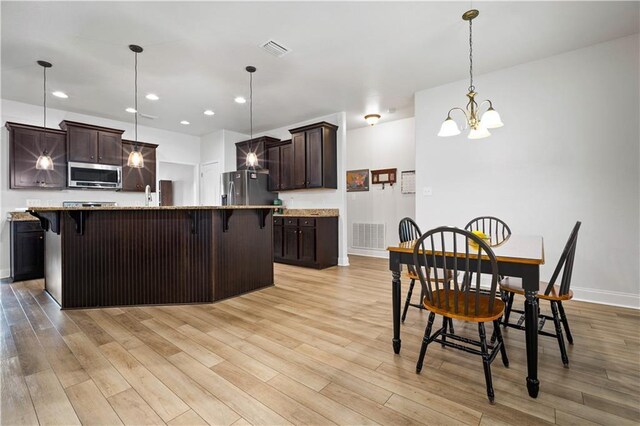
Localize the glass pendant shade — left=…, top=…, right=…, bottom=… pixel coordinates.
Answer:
left=468, top=125, right=491, bottom=139
left=36, top=152, right=54, bottom=170
left=438, top=118, right=461, bottom=137
left=481, top=108, right=504, bottom=129
left=127, top=149, right=144, bottom=168
left=246, top=151, right=258, bottom=167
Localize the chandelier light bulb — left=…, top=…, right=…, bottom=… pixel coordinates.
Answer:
left=36, top=152, right=54, bottom=170
left=480, top=108, right=504, bottom=129
left=438, top=117, right=462, bottom=137
left=127, top=149, right=144, bottom=168
left=246, top=151, right=258, bottom=167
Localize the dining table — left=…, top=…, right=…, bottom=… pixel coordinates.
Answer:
left=387, top=233, right=545, bottom=398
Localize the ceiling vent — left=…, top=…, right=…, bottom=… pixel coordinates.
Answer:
left=260, top=40, right=290, bottom=57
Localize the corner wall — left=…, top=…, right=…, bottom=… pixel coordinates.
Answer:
left=414, top=34, right=640, bottom=308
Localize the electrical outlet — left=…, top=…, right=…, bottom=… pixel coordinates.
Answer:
left=423, top=187, right=433, bottom=197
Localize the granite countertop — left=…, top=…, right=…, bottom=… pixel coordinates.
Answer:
left=7, top=212, right=40, bottom=221
left=274, top=208, right=339, bottom=217
left=27, top=205, right=280, bottom=212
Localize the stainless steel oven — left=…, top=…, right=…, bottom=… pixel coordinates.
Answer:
left=68, top=162, right=122, bottom=189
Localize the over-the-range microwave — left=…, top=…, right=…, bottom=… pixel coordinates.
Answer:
left=68, top=162, right=122, bottom=189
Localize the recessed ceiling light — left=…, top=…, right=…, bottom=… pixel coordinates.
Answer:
left=180, top=120, right=190, bottom=125
left=125, top=107, right=137, bottom=113
left=204, top=110, right=215, bottom=116
left=52, top=91, right=68, bottom=99
left=145, top=93, right=159, bottom=101
left=234, top=96, right=246, bottom=104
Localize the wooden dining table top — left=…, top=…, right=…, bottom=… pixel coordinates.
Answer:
left=388, top=234, right=545, bottom=266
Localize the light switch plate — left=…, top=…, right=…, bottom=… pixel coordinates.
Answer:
left=423, top=187, right=433, bottom=196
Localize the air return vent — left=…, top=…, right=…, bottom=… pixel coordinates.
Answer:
left=260, top=40, right=290, bottom=57
left=352, top=223, right=386, bottom=250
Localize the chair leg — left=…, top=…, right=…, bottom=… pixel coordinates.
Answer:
left=478, top=323, right=495, bottom=404
left=448, top=318, right=455, bottom=334
left=401, top=280, right=415, bottom=323
left=493, top=319, right=509, bottom=367
left=441, top=316, right=449, bottom=348
left=557, top=301, right=573, bottom=345
left=550, top=301, right=569, bottom=367
left=503, top=292, right=515, bottom=327
left=416, top=312, right=436, bottom=374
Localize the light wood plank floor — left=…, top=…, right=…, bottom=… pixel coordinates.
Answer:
left=2, top=256, right=639, bottom=425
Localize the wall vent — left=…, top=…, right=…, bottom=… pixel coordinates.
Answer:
left=139, top=112, right=157, bottom=120
left=260, top=40, right=290, bottom=57
left=352, top=223, right=386, bottom=250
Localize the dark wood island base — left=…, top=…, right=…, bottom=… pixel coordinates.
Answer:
left=29, top=206, right=275, bottom=309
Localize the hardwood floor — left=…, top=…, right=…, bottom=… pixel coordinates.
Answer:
left=1, top=255, right=639, bottom=425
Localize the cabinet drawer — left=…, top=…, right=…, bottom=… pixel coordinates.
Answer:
left=300, top=218, right=316, bottom=227
left=274, top=217, right=283, bottom=226
left=284, top=218, right=298, bottom=227
left=16, top=221, right=43, bottom=232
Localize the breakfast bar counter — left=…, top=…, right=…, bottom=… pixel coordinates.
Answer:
left=28, top=206, right=276, bottom=309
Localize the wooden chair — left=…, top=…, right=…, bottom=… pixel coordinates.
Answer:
left=500, top=221, right=581, bottom=367
left=464, top=216, right=512, bottom=245
left=399, top=218, right=453, bottom=326
left=413, top=227, right=508, bottom=403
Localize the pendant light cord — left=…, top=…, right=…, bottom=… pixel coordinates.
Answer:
left=134, top=51, right=138, bottom=148
left=249, top=70, right=253, bottom=154
left=42, top=64, right=48, bottom=154
left=468, top=18, right=474, bottom=92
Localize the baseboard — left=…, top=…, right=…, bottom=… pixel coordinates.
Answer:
left=571, top=286, right=639, bottom=309
left=338, top=256, right=350, bottom=267
left=348, top=248, right=388, bottom=259
left=0, top=269, right=10, bottom=279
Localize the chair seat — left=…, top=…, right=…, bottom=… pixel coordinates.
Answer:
left=500, top=277, right=573, bottom=301
left=423, top=289, right=505, bottom=322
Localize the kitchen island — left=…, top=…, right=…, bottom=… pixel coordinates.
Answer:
left=28, top=206, right=276, bottom=309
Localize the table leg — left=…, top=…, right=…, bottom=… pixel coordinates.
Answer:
left=392, top=270, right=402, bottom=354
left=524, top=289, right=540, bottom=398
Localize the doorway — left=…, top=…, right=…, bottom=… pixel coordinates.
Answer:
left=157, top=162, right=197, bottom=206
left=200, top=161, right=221, bottom=206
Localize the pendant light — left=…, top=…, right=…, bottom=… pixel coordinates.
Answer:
left=35, top=60, right=54, bottom=171
left=127, top=44, right=144, bottom=168
left=245, top=66, right=258, bottom=168
left=437, top=9, right=504, bottom=139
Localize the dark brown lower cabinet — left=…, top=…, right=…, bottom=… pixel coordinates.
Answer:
left=274, top=216, right=338, bottom=269
left=10, top=220, right=44, bottom=281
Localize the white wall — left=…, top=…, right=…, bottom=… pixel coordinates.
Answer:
left=255, top=112, right=349, bottom=266
left=158, top=162, right=197, bottom=206
left=0, top=99, right=201, bottom=277
left=346, top=117, right=416, bottom=257
left=415, top=34, right=639, bottom=308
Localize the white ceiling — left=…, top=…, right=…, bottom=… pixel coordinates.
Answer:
left=2, top=1, right=638, bottom=136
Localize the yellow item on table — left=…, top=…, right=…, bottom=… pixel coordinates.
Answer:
left=469, top=230, right=490, bottom=248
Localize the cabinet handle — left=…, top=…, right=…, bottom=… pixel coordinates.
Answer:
left=90, top=156, right=94, bottom=159
left=39, top=236, right=44, bottom=240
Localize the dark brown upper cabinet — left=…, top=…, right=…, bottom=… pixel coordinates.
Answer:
left=6, top=122, right=67, bottom=189
left=121, top=140, right=158, bottom=192
left=287, top=121, right=338, bottom=190
left=59, top=120, right=124, bottom=165
left=235, top=136, right=281, bottom=171
left=266, top=139, right=292, bottom=192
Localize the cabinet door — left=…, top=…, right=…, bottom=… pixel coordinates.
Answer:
left=11, top=127, right=42, bottom=188
left=273, top=225, right=284, bottom=259
left=42, top=132, right=67, bottom=188
left=140, top=144, right=157, bottom=192
left=236, top=141, right=249, bottom=171
left=279, top=143, right=294, bottom=190
left=305, top=128, right=323, bottom=188
left=299, top=226, right=316, bottom=263
left=292, top=132, right=306, bottom=188
left=14, top=230, right=44, bottom=279
left=98, top=131, right=122, bottom=165
left=67, top=126, right=98, bottom=162
left=283, top=227, right=299, bottom=260
left=267, top=146, right=281, bottom=191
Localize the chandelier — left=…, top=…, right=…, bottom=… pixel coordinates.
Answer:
left=438, top=9, right=503, bottom=140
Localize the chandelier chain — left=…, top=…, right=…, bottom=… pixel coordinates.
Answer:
left=469, top=18, right=474, bottom=92
left=43, top=65, right=47, bottom=129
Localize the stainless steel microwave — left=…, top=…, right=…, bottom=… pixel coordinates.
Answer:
left=68, top=162, right=122, bottom=189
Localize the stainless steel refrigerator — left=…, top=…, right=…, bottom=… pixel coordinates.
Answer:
left=221, top=170, right=276, bottom=206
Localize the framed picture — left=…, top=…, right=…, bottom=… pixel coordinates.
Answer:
left=346, top=169, right=369, bottom=192
left=371, top=168, right=397, bottom=188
